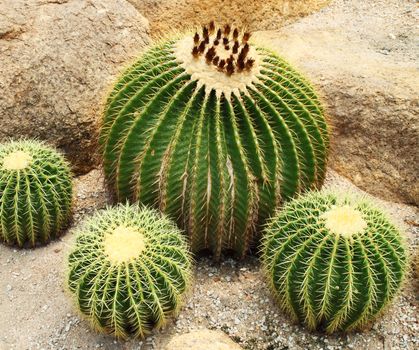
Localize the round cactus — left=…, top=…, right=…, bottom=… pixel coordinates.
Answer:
left=67, top=203, right=193, bottom=339
left=0, top=139, right=72, bottom=247
left=100, top=22, right=330, bottom=259
left=262, top=191, right=408, bottom=333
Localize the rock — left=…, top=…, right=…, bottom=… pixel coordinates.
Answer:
left=254, top=0, right=418, bottom=205
left=127, top=0, right=329, bottom=37
left=0, top=0, right=149, bottom=174
left=165, top=329, right=243, bottom=350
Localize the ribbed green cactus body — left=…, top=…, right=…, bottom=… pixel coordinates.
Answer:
left=67, top=204, right=192, bottom=338
left=262, top=192, right=407, bottom=333
left=100, top=36, right=329, bottom=259
left=0, top=140, right=72, bottom=247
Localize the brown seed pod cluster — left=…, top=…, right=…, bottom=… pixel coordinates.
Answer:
left=191, top=21, right=254, bottom=76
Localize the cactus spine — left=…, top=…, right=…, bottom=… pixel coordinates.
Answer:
left=67, top=203, right=192, bottom=338
left=0, top=140, right=72, bottom=247
left=262, top=191, right=408, bottom=333
left=100, top=22, right=330, bottom=259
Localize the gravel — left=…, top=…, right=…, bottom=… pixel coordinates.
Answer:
left=0, top=168, right=417, bottom=350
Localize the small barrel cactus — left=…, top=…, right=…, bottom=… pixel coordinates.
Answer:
left=100, top=21, right=330, bottom=259
left=67, top=203, right=192, bottom=339
left=0, top=140, right=72, bottom=247
left=262, top=191, right=408, bottom=333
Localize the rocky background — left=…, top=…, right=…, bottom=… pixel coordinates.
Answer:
left=127, top=0, right=330, bottom=36
left=0, top=0, right=150, bottom=173
left=1, top=0, right=417, bottom=204
left=0, top=0, right=417, bottom=349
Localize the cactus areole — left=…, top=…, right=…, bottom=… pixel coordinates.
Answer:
left=262, top=192, right=408, bottom=333
left=100, top=22, right=330, bottom=259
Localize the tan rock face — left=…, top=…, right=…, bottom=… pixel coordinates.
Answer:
left=165, top=329, right=243, bottom=350
left=0, top=0, right=149, bottom=174
left=127, top=0, right=329, bottom=37
left=254, top=1, right=418, bottom=205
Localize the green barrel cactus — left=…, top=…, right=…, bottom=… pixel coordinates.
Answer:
left=100, top=22, right=330, bottom=259
left=0, top=140, right=72, bottom=247
left=262, top=191, right=408, bottom=333
left=67, top=203, right=192, bottom=339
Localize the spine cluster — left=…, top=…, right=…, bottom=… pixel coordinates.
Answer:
left=192, top=21, right=254, bottom=76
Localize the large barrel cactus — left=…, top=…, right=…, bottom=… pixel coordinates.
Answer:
left=262, top=191, right=408, bottom=333
left=0, top=140, right=72, bottom=247
left=67, top=203, right=192, bottom=339
left=100, top=22, right=330, bottom=259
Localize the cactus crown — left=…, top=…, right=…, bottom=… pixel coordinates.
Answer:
left=67, top=203, right=192, bottom=339
left=2, top=150, right=33, bottom=170
left=175, top=22, right=258, bottom=97
left=100, top=21, right=330, bottom=259
left=103, top=225, right=147, bottom=264
left=262, top=191, right=408, bottom=333
left=321, top=204, right=367, bottom=238
left=0, top=140, right=72, bottom=247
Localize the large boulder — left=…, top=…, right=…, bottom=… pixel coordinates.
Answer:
left=0, top=0, right=149, bottom=173
left=255, top=0, right=418, bottom=205
left=127, top=0, right=329, bottom=36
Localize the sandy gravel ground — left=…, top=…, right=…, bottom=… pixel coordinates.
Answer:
left=0, top=168, right=417, bottom=350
